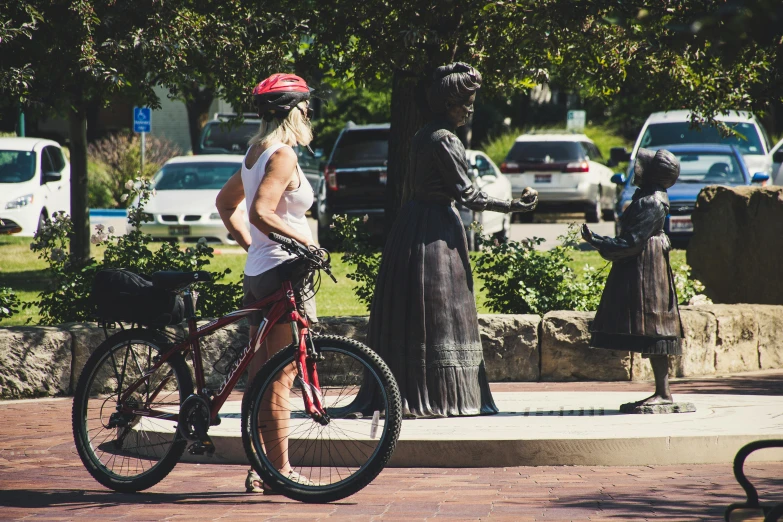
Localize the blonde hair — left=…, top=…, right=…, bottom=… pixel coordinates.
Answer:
left=248, top=101, right=313, bottom=148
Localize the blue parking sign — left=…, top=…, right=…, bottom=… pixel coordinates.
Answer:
left=133, top=107, right=151, bottom=133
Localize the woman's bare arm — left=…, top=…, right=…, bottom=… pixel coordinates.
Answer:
left=216, top=170, right=252, bottom=251
left=250, top=146, right=315, bottom=247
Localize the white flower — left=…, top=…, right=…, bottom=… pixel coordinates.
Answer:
left=107, top=226, right=114, bottom=234
left=120, top=194, right=129, bottom=202
left=197, top=237, right=207, bottom=245
left=151, top=189, right=157, bottom=196
left=688, top=294, right=713, bottom=306
left=362, top=214, right=369, bottom=223
left=125, top=180, right=134, bottom=190
left=95, top=224, right=105, bottom=232
left=90, top=234, right=99, bottom=245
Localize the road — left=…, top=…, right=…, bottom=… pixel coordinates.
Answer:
left=309, top=213, right=617, bottom=251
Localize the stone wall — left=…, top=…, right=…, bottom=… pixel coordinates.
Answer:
left=688, top=186, right=783, bottom=304
left=2, top=304, right=783, bottom=399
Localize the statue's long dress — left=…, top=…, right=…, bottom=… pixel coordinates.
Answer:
left=362, top=119, right=498, bottom=418
left=589, top=188, right=683, bottom=355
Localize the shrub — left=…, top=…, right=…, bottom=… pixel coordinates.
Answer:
left=0, top=287, right=20, bottom=321
left=26, top=180, right=242, bottom=325
left=473, top=224, right=609, bottom=315
left=329, top=214, right=381, bottom=311
left=674, top=263, right=712, bottom=306
left=87, top=132, right=182, bottom=208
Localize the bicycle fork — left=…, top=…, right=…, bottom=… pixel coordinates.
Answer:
left=293, top=324, right=330, bottom=426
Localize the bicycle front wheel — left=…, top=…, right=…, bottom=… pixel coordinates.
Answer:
left=72, top=329, right=193, bottom=492
left=242, top=335, right=402, bottom=503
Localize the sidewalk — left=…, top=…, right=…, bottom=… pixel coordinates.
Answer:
left=1, top=374, right=782, bottom=521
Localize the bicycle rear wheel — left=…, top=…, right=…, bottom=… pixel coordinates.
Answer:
left=72, top=329, right=193, bottom=492
left=242, top=334, right=402, bottom=503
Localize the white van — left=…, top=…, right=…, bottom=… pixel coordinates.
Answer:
left=0, top=137, right=70, bottom=235
left=611, top=110, right=773, bottom=180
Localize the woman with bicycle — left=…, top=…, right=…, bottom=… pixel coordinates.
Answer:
left=216, top=73, right=318, bottom=493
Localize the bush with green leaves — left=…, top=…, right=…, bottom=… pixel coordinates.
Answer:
left=329, top=214, right=381, bottom=311
left=87, top=132, right=182, bottom=208
left=473, top=225, right=608, bottom=315
left=26, top=180, right=242, bottom=325
left=673, top=263, right=711, bottom=306
left=0, top=286, right=20, bottom=321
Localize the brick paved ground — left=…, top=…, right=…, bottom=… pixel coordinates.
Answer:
left=1, top=375, right=782, bottom=521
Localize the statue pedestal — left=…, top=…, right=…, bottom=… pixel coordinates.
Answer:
left=619, top=402, right=697, bottom=414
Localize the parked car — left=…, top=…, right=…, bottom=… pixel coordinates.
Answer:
left=458, top=150, right=512, bottom=248
left=770, top=136, right=783, bottom=185
left=611, top=144, right=768, bottom=243
left=610, top=110, right=774, bottom=180
left=317, top=122, right=512, bottom=249
left=498, top=133, right=617, bottom=222
left=198, top=113, right=324, bottom=215
left=130, top=155, right=245, bottom=244
left=0, top=137, right=70, bottom=236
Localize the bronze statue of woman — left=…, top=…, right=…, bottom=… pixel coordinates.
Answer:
left=362, top=63, right=537, bottom=418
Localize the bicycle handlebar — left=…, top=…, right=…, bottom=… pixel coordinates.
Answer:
left=268, top=232, right=337, bottom=283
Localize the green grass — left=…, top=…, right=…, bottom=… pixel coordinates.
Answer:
left=1, top=234, right=688, bottom=325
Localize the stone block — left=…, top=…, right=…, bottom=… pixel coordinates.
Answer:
left=63, top=322, right=110, bottom=391
left=754, top=305, right=783, bottom=370
left=540, top=311, right=631, bottom=381
left=0, top=327, right=71, bottom=398
left=688, top=186, right=783, bottom=304
left=707, top=305, right=761, bottom=373
left=315, top=316, right=369, bottom=344
left=478, top=314, right=540, bottom=381
left=196, top=321, right=249, bottom=389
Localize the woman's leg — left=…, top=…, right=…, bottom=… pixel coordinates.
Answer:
left=256, top=323, right=296, bottom=474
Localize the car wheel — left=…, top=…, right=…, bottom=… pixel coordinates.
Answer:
left=516, top=211, right=534, bottom=224
left=585, top=198, right=601, bottom=223
left=601, top=208, right=616, bottom=221
left=36, top=211, right=48, bottom=236
left=493, top=216, right=510, bottom=244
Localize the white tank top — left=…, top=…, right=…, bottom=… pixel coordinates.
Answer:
left=242, top=142, right=314, bottom=277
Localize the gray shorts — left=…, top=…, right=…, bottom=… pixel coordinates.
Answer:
left=242, top=267, right=317, bottom=327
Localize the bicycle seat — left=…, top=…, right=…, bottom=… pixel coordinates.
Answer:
left=151, top=270, right=213, bottom=290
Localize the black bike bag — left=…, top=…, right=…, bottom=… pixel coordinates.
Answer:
left=91, top=268, right=184, bottom=326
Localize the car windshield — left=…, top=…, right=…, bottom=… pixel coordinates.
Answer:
left=0, top=151, right=36, bottom=183
left=200, top=121, right=259, bottom=153
left=639, top=122, right=764, bottom=155
left=153, top=162, right=240, bottom=190
left=332, top=130, right=389, bottom=167
left=505, top=141, right=583, bottom=163
left=674, top=152, right=745, bottom=184
left=628, top=152, right=745, bottom=186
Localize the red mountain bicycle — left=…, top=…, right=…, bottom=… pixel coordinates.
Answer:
left=72, top=233, right=402, bottom=503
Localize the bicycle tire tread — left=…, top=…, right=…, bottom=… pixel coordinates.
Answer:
left=242, top=334, right=401, bottom=503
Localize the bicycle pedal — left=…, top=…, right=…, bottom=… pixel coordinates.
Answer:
left=188, top=440, right=216, bottom=456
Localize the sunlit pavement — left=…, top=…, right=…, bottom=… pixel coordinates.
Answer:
left=2, top=375, right=782, bottom=521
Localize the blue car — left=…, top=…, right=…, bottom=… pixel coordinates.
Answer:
left=611, top=144, right=770, bottom=243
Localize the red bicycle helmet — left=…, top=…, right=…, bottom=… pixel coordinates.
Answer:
left=252, top=74, right=311, bottom=118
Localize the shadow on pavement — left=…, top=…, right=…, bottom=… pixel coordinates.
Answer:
left=671, top=373, right=783, bottom=396
left=0, top=489, right=354, bottom=508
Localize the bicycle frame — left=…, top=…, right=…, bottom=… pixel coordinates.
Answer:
left=116, top=279, right=328, bottom=425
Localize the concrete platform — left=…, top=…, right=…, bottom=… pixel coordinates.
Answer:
left=173, top=391, right=783, bottom=467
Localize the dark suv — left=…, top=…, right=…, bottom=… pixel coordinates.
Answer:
left=198, top=114, right=324, bottom=215
left=317, top=122, right=389, bottom=248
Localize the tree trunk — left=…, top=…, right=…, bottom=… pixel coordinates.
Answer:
left=68, top=108, right=90, bottom=264
left=385, top=70, right=427, bottom=236
left=185, top=85, right=215, bottom=154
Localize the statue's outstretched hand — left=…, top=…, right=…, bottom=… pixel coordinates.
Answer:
left=510, top=187, right=538, bottom=212
left=581, top=223, right=594, bottom=244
